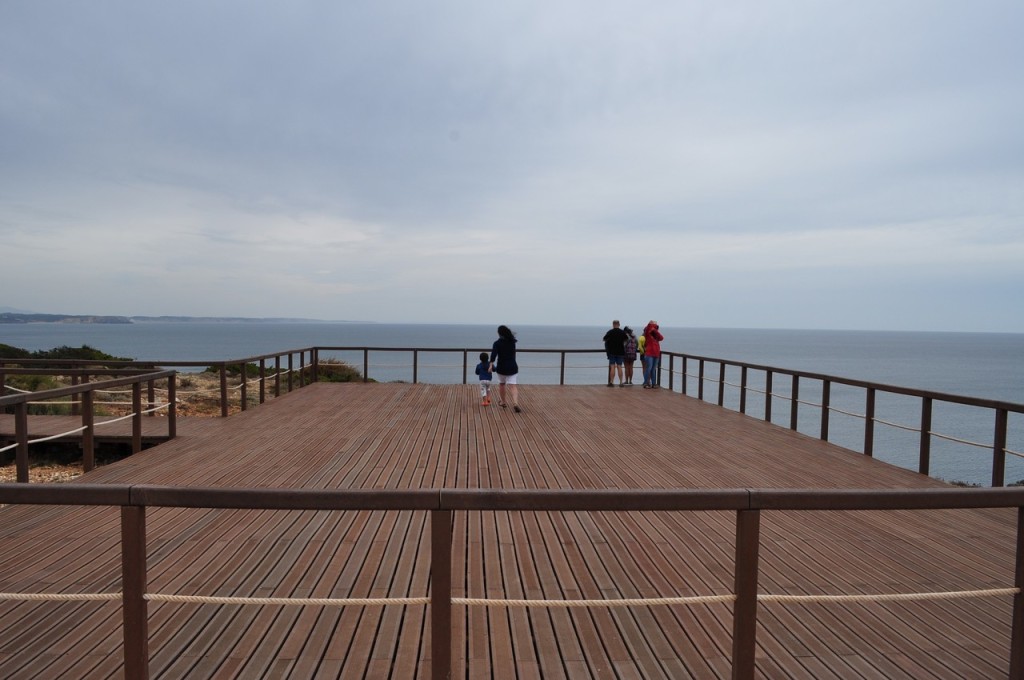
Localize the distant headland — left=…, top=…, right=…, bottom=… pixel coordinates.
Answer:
left=0, top=313, right=348, bottom=325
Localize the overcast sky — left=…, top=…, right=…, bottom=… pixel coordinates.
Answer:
left=2, top=1, right=1022, bottom=332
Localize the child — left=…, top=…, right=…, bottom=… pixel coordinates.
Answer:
left=474, top=352, right=493, bottom=405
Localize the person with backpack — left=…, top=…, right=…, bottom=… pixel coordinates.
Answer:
left=623, top=326, right=638, bottom=385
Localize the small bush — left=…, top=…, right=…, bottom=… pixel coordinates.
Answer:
left=946, top=480, right=982, bottom=488
left=311, top=359, right=363, bottom=383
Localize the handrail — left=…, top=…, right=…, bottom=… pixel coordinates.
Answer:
left=663, top=350, right=1024, bottom=412
left=661, top=351, right=1024, bottom=487
left=5, top=346, right=1023, bottom=486
left=0, top=370, right=177, bottom=482
left=0, top=484, right=1021, bottom=679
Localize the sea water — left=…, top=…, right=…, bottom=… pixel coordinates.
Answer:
left=3, top=322, right=1022, bottom=485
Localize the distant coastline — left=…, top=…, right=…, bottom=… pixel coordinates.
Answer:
left=0, top=313, right=353, bottom=325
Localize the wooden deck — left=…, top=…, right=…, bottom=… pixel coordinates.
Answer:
left=0, top=383, right=1018, bottom=679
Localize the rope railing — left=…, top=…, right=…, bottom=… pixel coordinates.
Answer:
left=758, top=587, right=1020, bottom=604
left=0, top=592, right=121, bottom=602
left=144, top=593, right=430, bottom=607
left=0, top=485, right=1021, bottom=679
left=453, top=593, right=736, bottom=608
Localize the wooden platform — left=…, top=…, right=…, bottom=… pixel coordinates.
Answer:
left=0, top=383, right=1018, bottom=678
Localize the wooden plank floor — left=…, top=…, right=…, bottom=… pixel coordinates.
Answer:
left=0, top=383, right=1018, bottom=679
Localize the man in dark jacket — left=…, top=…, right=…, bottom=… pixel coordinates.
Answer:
left=603, top=320, right=628, bottom=387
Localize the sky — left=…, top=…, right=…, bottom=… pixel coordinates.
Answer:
left=1, top=1, right=1022, bottom=332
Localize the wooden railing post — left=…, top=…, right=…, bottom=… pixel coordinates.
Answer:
left=732, top=509, right=761, bottom=680
left=132, top=382, right=143, bottom=454
left=463, top=351, right=469, bottom=385
left=739, top=366, right=748, bottom=414
left=312, top=349, right=319, bottom=384
left=167, top=374, right=177, bottom=439
left=362, top=349, right=369, bottom=383
left=1011, top=506, right=1024, bottom=679
left=71, top=373, right=81, bottom=417
left=299, top=352, right=306, bottom=388
left=681, top=357, right=688, bottom=395
left=147, top=379, right=156, bottom=417
left=919, top=397, right=932, bottom=476
left=864, top=387, right=876, bottom=457
left=560, top=351, right=566, bottom=386
left=993, top=408, right=1008, bottom=488
left=1005, top=505, right=1024, bottom=680
left=288, top=354, right=294, bottom=392
left=668, top=355, right=675, bottom=392
left=789, top=375, right=799, bottom=431
left=718, top=363, right=726, bottom=406
left=15, top=401, right=29, bottom=483
left=259, top=359, right=267, bottom=404
left=764, top=371, right=773, bottom=423
left=820, top=380, right=831, bottom=442
left=698, top=360, right=706, bottom=401
left=431, top=509, right=453, bottom=680
left=220, top=365, right=229, bottom=418
left=82, top=390, right=95, bottom=472
left=274, top=356, right=281, bottom=397
left=413, top=350, right=419, bottom=384
left=239, top=363, right=248, bottom=412
left=121, top=505, right=149, bottom=680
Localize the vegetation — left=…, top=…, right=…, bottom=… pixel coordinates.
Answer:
left=1, top=344, right=140, bottom=414
left=0, top=343, right=134, bottom=365
left=201, top=358, right=364, bottom=383
left=310, top=358, right=364, bottom=383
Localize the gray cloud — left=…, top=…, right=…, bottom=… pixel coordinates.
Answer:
left=1, top=0, right=1022, bottom=330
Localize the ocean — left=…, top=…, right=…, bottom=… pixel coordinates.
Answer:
left=3, top=321, right=1023, bottom=486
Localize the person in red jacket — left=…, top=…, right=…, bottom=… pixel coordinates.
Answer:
left=642, top=321, right=664, bottom=388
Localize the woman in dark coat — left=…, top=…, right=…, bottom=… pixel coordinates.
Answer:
left=489, top=325, right=521, bottom=412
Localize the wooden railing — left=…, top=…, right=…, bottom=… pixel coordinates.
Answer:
left=311, top=346, right=605, bottom=386
left=660, top=351, right=1024, bottom=487
left=0, top=370, right=177, bottom=482
left=0, top=349, right=314, bottom=418
left=0, top=484, right=1021, bottom=679
left=3, top=347, right=1022, bottom=487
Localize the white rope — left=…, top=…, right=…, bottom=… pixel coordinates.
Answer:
left=0, top=442, right=17, bottom=454
left=141, top=402, right=172, bottom=415
left=145, top=594, right=429, bottom=606
left=0, top=592, right=121, bottom=602
left=1008, top=448, right=1024, bottom=460
left=929, top=430, right=989, bottom=450
left=828, top=406, right=865, bottom=419
left=874, top=417, right=920, bottom=434
left=759, top=587, right=1019, bottom=604
left=92, top=413, right=138, bottom=427
left=26, top=425, right=89, bottom=445
left=3, top=385, right=32, bottom=394
left=452, top=594, right=736, bottom=608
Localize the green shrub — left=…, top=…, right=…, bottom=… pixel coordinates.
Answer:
left=311, top=359, right=363, bottom=383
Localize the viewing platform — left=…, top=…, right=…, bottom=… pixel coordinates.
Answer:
left=1, top=348, right=1023, bottom=678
